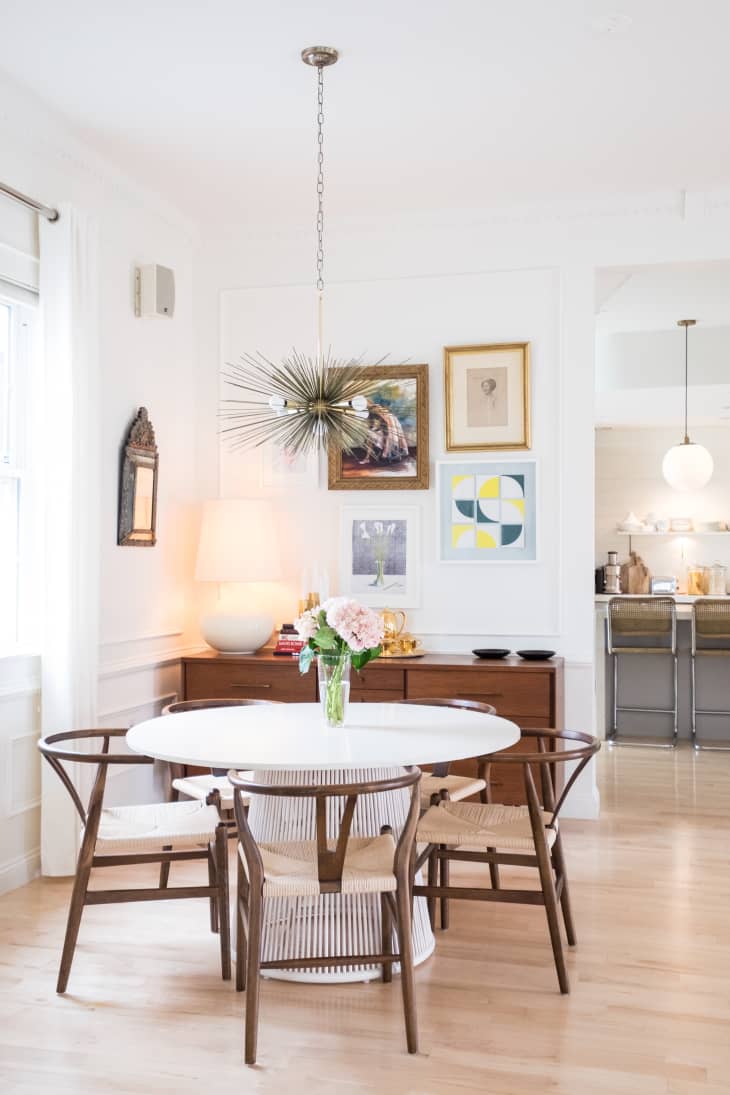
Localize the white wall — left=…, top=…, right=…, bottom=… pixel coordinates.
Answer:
left=596, top=326, right=730, bottom=428
left=0, top=73, right=205, bottom=892
left=221, top=269, right=563, bottom=644
left=596, top=425, right=730, bottom=585
left=195, top=186, right=730, bottom=819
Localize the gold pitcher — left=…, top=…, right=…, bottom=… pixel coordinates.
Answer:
left=380, top=608, right=406, bottom=642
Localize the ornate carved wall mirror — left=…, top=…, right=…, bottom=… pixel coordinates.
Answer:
left=118, top=407, right=158, bottom=546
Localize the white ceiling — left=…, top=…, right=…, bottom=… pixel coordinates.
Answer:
left=2, top=0, right=730, bottom=226
left=596, top=262, right=730, bottom=333
left=595, top=261, right=730, bottom=427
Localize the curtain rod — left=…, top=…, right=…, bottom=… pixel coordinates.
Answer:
left=0, top=180, right=59, bottom=222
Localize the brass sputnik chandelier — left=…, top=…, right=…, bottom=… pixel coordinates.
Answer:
left=221, top=46, right=375, bottom=455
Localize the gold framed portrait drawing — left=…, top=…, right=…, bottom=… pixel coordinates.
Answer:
left=328, top=364, right=429, bottom=490
left=444, top=343, right=530, bottom=452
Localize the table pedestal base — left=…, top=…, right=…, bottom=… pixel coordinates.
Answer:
left=247, top=767, right=435, bottom=983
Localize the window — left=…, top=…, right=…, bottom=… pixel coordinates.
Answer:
left=0, top=289, right=39, bottom=651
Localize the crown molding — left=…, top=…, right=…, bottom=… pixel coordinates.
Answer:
left=0, top=70, right=200, bottom=243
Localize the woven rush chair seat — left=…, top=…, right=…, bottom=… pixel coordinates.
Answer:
left=418, top=800, right=556, bottom=851
left=419, top=773, right=486, bottom=808
left=412, top=727, right=600, bottom=995
left=37, top=728, right=231, bottom=994
left=238, top=833, right=397, bottom=899
left=92, top=800, right=223, bottom=854
left=172, top=772, right=254, bottom=811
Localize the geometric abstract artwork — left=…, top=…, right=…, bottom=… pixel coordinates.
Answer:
left=439, top=461, right=537, bottom=562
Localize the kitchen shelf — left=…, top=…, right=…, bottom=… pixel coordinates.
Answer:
left=616, top=530, right=730, bottom=536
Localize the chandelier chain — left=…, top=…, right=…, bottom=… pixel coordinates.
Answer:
left=683, top=320, right=689, bottom=444
left=316, top=65, right=325, bottom=293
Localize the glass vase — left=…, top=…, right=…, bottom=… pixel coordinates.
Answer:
left=318, top=652, right=352, bottom=728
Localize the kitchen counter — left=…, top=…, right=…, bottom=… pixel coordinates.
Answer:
left=594, top=594, right=707, bottom=621
left=594, top=596, right=730, bottom=744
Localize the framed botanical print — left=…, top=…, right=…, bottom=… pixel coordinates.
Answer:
left=438, top=460, right=537, bottom=562
left=444, top=343, right=530, bottom=451
left=340, top=505, right=420, bottom=607
left=328, top=364, right=429, bottom=490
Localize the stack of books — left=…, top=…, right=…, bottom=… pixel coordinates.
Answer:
left=273, top=624, right=305, bottom=657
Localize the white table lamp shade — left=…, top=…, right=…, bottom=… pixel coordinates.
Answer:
left=195, top=499, right=282, bottom=583
left=195, top=499, right=282, bottom=653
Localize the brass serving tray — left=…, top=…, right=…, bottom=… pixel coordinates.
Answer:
left=379, top=649, right=426, bottom=659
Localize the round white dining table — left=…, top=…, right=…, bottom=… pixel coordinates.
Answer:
left=127, top=702, right=520, bottom=983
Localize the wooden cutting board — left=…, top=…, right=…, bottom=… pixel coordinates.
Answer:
left=620, top=552, right=651, bottom=594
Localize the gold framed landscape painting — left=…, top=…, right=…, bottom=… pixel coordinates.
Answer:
left=328, top=364, right=429, bottom=490
left=445, top=342, right=530, bottom=452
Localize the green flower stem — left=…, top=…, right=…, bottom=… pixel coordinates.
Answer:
left=325, top=657, right=346, bottom=725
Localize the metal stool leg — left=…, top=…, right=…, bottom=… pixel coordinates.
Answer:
left=696, top=652, right=700, bottom=748
left=610, top=653, right=619, bottom=743
left=672, top=652, right=679, bottom=747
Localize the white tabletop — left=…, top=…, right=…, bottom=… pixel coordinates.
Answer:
left=126, top=702, right=520, bottom=770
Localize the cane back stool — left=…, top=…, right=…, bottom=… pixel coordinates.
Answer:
left=606, top=596, right=678, bottom=747
left=229, top=767, right=421, bottom=1066
left=38, top=729, right=231, bottom=993
left=691, top=599, right=730, bottom=751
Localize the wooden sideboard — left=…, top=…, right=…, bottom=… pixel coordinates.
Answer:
left=181, top=651, right=564, bottom=805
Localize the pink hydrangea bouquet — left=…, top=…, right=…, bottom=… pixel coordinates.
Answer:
left=295, top=597, right=384, bottom=725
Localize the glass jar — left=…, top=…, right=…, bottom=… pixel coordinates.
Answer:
left=687, top=565, right=709, bottom=596
left=317, top=652, right=352, bottom=728
left=708, top=563, right=727, bottom=596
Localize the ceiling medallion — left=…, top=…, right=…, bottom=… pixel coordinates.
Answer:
left=221, top=46, right=376, bottom=456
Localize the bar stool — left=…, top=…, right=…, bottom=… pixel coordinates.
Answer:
left=606, top=597, right=678, bottom=748
left=691, top=599, right=730, bottom=751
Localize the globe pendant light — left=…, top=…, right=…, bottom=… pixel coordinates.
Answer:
left=662, top=319, right=713, bottom=492
left=220, top=46, right=374, bottom=456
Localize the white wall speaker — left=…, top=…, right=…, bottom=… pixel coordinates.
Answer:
left=135, top=264, right=175, bottom=318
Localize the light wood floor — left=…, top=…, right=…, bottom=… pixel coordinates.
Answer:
left=1, top=747, right=729, bottom=1093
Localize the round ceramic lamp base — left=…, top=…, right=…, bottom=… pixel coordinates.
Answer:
left=200, top=613, right=274, bottom=654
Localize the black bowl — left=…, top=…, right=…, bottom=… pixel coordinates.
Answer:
left=472, top=648, right=511, bottom=660
left=516, top=649, right=556, bottom=661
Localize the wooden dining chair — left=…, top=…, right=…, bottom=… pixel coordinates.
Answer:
left=413, top=728, right=600, bottom=993
left=229, top=767, right=421, bottom=1065
left=38, top=728, right=231, bottom=993
left=159, top=698, right=278, bottom=893
left=394, top=698, right=497, bottom=810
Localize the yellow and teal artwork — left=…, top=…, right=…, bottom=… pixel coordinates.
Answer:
left=439, top=461, right=537, bottom=562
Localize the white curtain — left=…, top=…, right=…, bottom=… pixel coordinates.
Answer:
left=39, top=205, right=101, bottom=876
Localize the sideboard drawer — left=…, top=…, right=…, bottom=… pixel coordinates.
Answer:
left=184, top=661, right=316, bottom=703
left=351, top=666, right=404, bottom=693
left=406, top=668, right=551, bottom=718
left=351, top=689, right=404, bottom=703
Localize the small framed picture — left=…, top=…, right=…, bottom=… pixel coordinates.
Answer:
left=438, top=460, right=537, bottom=563
left=340, top=506, right=420, bottom=607
left=260, top=442, right=319, bottom=489
left=444, top=343, right=530, bottom=451
left=328, top=364, right=429, bottom=490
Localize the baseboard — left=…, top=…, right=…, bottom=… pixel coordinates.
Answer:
left=561, top=781, right=601, bottom=820
left=0, top=847, right=40, bottom=895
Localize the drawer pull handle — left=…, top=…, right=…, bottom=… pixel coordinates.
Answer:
left=231, top=683, right=272, bottom=690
